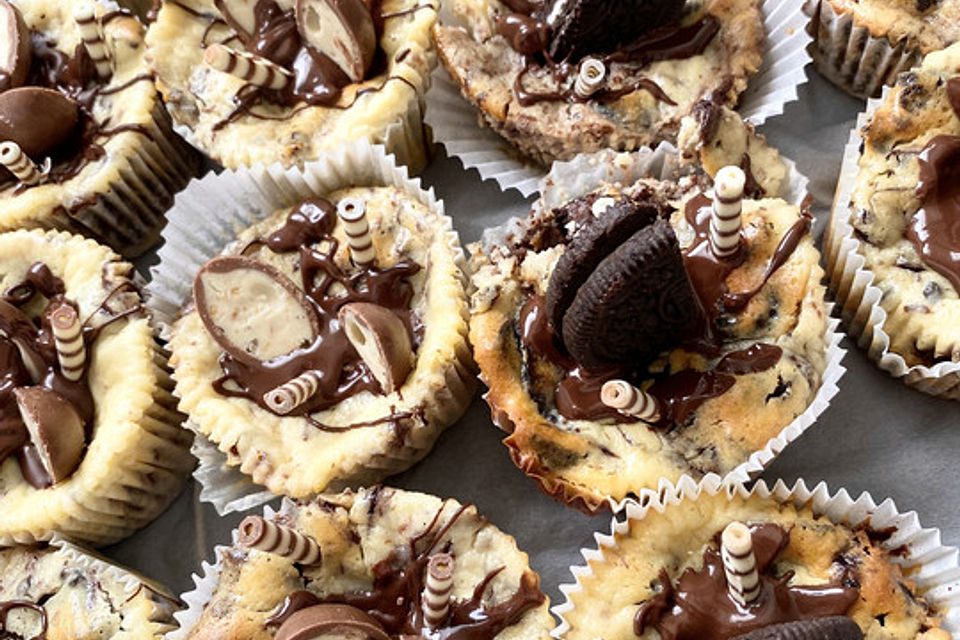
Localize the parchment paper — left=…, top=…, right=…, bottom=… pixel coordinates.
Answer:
left=108, top=71, right=960, bottom=616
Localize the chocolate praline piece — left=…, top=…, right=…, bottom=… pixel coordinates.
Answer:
left=0, top=87, right=79, bottom=157
left=728, top=617, right=864, bottom=640
left=0, top=0, right=32, bottom=92
left=275, top=604, right=390, bottom=640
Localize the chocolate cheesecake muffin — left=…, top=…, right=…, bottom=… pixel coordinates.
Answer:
left=167, top=185, right=474, bottom=500
left=0, top=228, right=192, bottom=545
left=805, top=0, right=960, bottom=97
left=826, top=43, right=960, bottom=394
left=560, top=485, right=950, bottom=640
left=179, top=487, right=554, bottom=640
left=433, top=0, right=766, bottom=166
left=0, top=0, right=200, bottom=257
left=146, top=0, right=438, bottom=171
left=469, top=144, right=829, bottom=513
left=0, top=541, right=179, bottom=640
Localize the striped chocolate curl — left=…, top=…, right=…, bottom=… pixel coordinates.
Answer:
left=204, top=43, right=292, bottom=91
left=74, top=2, right=112, bottom=79
left=574, top=58, right=606, bottom=98
left=337, top=197, right=376, bottom=269
left=0, top=142, right=41, bottom=186
left=422, top=553, right=454, bottom=629
left=600, top=380, right=660, bottom=422
left=710, top=166, right=746, bottom=258
left=721, top=521, right=760, bottom=607
left=237, top=515, right=322, bottom=565
left=263, top=370, right=322, bottom=415
left=50, top=302, right=86, bottom=382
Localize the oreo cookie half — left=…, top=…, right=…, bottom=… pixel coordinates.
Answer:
left=544, top=0, right=686, bottom=61
left=561, top=218, right=700, bottom=368
left=545, top=197, right=661, bottom=336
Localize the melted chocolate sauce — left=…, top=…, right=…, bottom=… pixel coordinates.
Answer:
left=634, top=524, right=859, bottom=640
left=0, top=600, right=47, bottom=640
left=265, top=500, right=545, bottom=639
left=0, top=263, right=138, bottom=488
left=209, top=200, right=422, bottom=419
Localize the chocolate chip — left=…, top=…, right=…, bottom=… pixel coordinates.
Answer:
left=544, top=0, right=685, bottom=61
left=727, top=617, right=863, bottom=640
left=545, top=197, right=661, bottom=336
left=561, top=218, right=700, bottom=367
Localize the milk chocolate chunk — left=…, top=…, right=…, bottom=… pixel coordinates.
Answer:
left=275, top=604, right=390, bottom=640
left=728, top=617, right=864, bottom=640
left=14, top=387, right=85, bottom=485
left=544, top=0, right=686, bottom=61
left=0, top=0, right=31, bottom=92
left=545, top=197, right=661, bottom=336
left=0, top=87, right=79, bottom=157
left=338, top=302, right=413, bottom=394
left=562, top=219, right=699, bottom=367
left=296, top=0, right=376, bottom=83
left=194, top=256, right=320, bottom=365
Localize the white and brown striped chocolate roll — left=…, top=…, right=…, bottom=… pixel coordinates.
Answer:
left=337, top=197, right=376, bottom=269
left=0, top=142, right=41, bottom=186
left=263, top=370, right=322, bottom=415
left=204, top=44, right=292, bottom=91
left=74, top=2, right=112, bottom=79
left=720, top=521, right=760, bottom=607
left=237, top=515, right=322, bottom=565
left=574, top=58, right=605, bottom=99
left=600, top=380, right=660, bottom=422
left=50, top=302, right=86, bottom=382
left=422, top=553, right=455, bottom=629
left=710, top=166, right=746, bottom=258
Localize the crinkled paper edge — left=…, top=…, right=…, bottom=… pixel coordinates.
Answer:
left=426, top=0, right=812, bottom=196
left=824, top=91, right=960, bottom=399
left=552, top=474, right=960, bottom=637
left=144, top=140, right=467, bottom=514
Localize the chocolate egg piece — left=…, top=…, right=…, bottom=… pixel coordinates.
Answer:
left=338, top=302, right=414, bottom=394
left=0, top=87, right=79, bottom=157
left=296, top=0, right=376, bottom=83
left=275, top=604, right=390, bottom=640
left=14, top=386, right=86, bottom=485
left=728, top=616, right=864, bottom=640
left=194, top=256, right=320, bottom=365
left=213, top=0, right=257, bottom=42
left=0, top=0, right=32, bottom=92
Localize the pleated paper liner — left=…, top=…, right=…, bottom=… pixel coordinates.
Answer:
left=474, top=143, right=844, bottom=513
left=426, top=0, right=813, bottom=196
left=145, top=141, right=475, bottom=515
left=0, top=229, right=192, bottom=547
left=552, top=474, right=960, bottom=638
left=825, top=92, right=960, bottom=399
left=803, top=0, right=924, bottom=99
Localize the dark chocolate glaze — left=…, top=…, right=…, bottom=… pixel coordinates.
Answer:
left=0, top=600, right=47, bottom=640
left=207, top=199, right=422, bottom=419
left=265, top=500, right=545, bottom=639
left=0, top=263, right=139, bottom=488
left=905, top=134, right=960, bottom=292
left=634, top=524, right=860, bottom=640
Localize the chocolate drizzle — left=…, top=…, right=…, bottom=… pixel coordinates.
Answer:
left=265, top=500, right=545, bottom=639
left=207, top=199, right=422, bottom=421
left=0, top=262, right=138, bottom=488
left=0, top=600, right=47, bottom=640
left=634, top=524, right=859, bottom=640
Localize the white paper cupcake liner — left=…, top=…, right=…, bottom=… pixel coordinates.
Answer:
left=825, top=92, right=960, bottom=400
left=145, top=140, right=473, bottom=515
left=803, top=0, right=923, bottom=99
left=477, top=143, right=843, bottom=513
left=553, top=474, right=960, bottom=637
left=426, top=0, right=813, bottom=196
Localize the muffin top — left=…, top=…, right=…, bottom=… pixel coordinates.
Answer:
left=145, top=0, right=438, bottom=168
left=0, top=542, right=179, bottom=640
left=825, top=0, right=960, bottom=55
left=433, top=0, right=765, bottom=165
left=847, top=42, right=960, bottom=366
left=469, top=143, right=827, bottom=512
left=184, top=487, right=554, bottom=640
left=561, top=489, right=949, bottom=640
